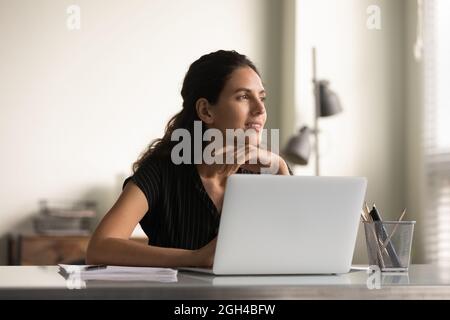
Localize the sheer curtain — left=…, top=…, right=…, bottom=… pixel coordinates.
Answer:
left=423, top=0, right=450, bottom=266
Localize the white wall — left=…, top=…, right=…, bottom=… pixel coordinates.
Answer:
left=0, top=0, right=282, bottom=263
left=404, top=0, right=426, bottom=263
left=293, top=0, right=407, bottom=263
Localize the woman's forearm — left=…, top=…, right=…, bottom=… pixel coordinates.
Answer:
left=86, top=237, right=197, bottom=267
left=277, top=159, right=291, bottom=175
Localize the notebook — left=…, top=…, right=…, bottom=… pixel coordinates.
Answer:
left=58, top=264, right=178, bottom=282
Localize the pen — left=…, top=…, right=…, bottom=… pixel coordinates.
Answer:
left=84, top=264, right=107, bottom=271
left=369, top=205, right=402, bottom=268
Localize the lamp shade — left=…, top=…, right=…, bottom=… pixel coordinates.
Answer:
left=317, top=80, right=342, bottom=117
left=282, top=126, right=311, bottom=165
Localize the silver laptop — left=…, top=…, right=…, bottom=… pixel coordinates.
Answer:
left=180, top=175, right=367, bottom=275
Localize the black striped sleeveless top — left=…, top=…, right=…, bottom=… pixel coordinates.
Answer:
left=123, top=156, right=261, bottom=250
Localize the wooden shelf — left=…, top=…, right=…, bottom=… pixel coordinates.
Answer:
left=7, top=233, right=148, bottom=265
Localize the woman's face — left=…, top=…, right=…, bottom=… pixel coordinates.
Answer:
left=207, top=66, right=267, bottom=144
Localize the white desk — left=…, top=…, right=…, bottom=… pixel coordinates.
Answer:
left=0, top=265, right=449, bottom=299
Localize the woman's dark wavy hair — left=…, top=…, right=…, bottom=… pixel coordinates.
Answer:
left=132, top=50, right=260, bottom=173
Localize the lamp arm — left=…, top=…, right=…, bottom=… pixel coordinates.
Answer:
left=312, top=47, right=320, bottom=176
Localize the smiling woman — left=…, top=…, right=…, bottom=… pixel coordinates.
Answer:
left=86, top=50, right=291, bottom=268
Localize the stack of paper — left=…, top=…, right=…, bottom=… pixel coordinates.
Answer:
left=58, top=264, right=178, bottom=282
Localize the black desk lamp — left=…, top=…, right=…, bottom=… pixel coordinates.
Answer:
left=283, top=47, right=342, bottom=176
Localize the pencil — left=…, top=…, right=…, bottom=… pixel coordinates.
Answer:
left=361, top=210, right=368, bottom=222
left=364, top=202, right=371, bottom=216
left=362, top=202, right=371, bottom=221
left=381, top=208, right=407, bottom=251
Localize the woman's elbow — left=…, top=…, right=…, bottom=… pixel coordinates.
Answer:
left=85, top=237, right=104, bottom=265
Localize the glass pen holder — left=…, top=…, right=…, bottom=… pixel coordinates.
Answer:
left=363, top=221, right=415, bottom=272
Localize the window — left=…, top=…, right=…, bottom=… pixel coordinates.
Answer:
left=423, top=0, right=450, bottom=266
